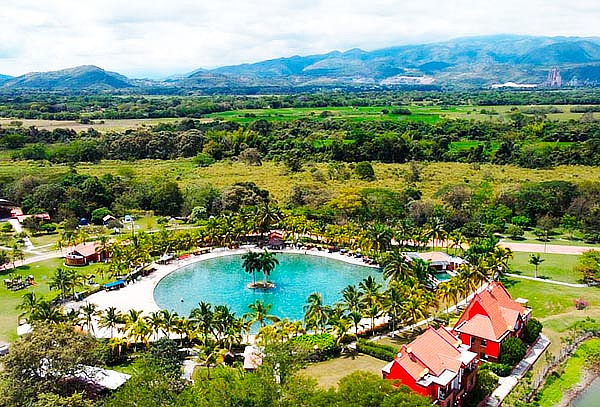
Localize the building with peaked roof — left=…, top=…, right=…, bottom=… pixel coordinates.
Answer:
left=382, top=327, right=478, bottom=407
left=65, top=242, right=108, bottom=266
left=453, top=281, right=531, bottom=362
left=405, top=251, right=465, bottom=271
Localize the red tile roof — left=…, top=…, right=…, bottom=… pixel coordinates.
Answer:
left=67, top=242, right=99, bottom=258
left=394, top=327, right=464, bottom=380
left=454, top=282, right=528, bottom=341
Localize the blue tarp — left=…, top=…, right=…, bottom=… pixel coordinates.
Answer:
left=104, top=279, right=125, bottom=289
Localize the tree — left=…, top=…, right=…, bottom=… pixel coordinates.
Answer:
left=575, top=250, right=600, bottom=282
left=245, top=300, right=279, bottom=330
left=259, top=249, right=279, bottom=286
left=303, top=293, right=330, bottom=333
left=523, top=318, right=543, bottom=344
left=500, top=337, right=527, bottom=366
left=0, top=324, right=99, bottom=406
left=529, top=253, right=545, bottom=278
left=99, top=306, right=123, bottom=337
left=506, top=224, right=524, bottom=240
left=79, top=303, right=99, bottom=334
left=33, top=393, right=95, bottom=407
left=239, top=148, right=262, bottom=166
left=241, top=251, right=261, bottom=285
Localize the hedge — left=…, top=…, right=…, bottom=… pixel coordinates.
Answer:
left=356, top=338, right=398, bottom=361
left=480, top=362, right=512, bottom=377
left=293, top=333, right=340, bottom=361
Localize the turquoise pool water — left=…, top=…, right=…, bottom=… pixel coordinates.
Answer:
left=571, top=377, right=600, bottom=407
left=154, top=253, right=382, bottom=321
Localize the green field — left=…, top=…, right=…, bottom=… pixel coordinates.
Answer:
left=300, top=353, right=385, bottom=389
left=509, top=252, right=582, bottom=283
left=0, top=258, right=107, bottom=342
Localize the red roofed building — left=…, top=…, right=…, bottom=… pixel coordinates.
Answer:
left=453, top=282, right=531, bottom=362
left=65, top=242, right=108, bottom=266
left=382, top=327, right=478, bottom=407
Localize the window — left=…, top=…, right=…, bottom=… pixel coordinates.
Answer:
left=481, top=339, right=487, bottom=347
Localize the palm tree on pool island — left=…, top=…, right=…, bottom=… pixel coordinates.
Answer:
left=242, top=250, right=262, bottom=286
left=259, top=249, right=279, bottom=287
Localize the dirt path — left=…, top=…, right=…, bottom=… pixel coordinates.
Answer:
left=499, top=242, right=594, bottom=255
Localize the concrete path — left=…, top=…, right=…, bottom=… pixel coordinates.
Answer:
left=505, top=273, right=587, bottom=288
left=486, top=334, right=551, bottom=407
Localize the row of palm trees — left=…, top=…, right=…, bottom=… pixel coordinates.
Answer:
left=241, top=249, right=279, bottom=286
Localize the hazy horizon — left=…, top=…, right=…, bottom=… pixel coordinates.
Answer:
left=2, top=1, right=600, bottom=78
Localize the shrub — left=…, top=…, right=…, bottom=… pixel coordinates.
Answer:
left=292, top=333, right=340, bottom=361
left=500, top=337, right=527, bottom=366
left=506, top=225, right=524, bottom=239
left=575, top=298, right=589, bottom=310
left=192, top=152, right=215, bottom=167
left=355, top=161, right=375, bottom=181
left=356, top=338, right=398, bottom=361
left=480, top=362, right=512, bottom=377
left=464, top=370, right=498, bottom=407
left=522, top=319, right=543, bottom=344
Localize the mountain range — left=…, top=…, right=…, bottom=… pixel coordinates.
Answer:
left=3, top=35, right=600, bottom=91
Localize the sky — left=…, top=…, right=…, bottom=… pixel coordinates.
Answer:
left=1, top=0, right=600, bottom=78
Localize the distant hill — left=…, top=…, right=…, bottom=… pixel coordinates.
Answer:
left=0, top=74, right=12, bottom=83
left=4, top=35, right=600, bottom=91
left=1, top=65, right=132, bottom=90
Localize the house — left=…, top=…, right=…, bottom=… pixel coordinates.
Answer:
left=382, top=327, right=478, bottom=407
left=405, top=251, right=465, bottom=271
left=453, top=281, right=532, bottom=362
left=0, top=199, right=18, bottom=219
left=268, top=230, right=285, bottom=249
left=65, top=242, right=108, bottom=266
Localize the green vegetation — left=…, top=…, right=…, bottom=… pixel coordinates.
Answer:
left=509, top=252, right=581, bottom=283
left=534, top=338, right=600, bottom=407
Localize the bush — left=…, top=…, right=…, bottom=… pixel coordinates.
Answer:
left=355, top=161, right=375, bottom=181
left=356, top=338, right=398, bottom=361
left=464, top=370, right=498, bottom=407
left=391, top=107, right=412, bottom=115
left=523, top=319, right=543, bottom=344
left=292, top=333, right=340, bottom=361
left=192, top=152, right=215, bottom=167
left=506, top=224, right=524, bottom=239
left=480, top=362, right=512, bottom=377
left=575, top=298, right=590, bottom=310
left=500, top=337, right=527, bottom=366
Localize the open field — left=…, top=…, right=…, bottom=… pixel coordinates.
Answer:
left=300, top=353, right=384, bottom=389
left=0, top=258, right=108, bottom=342
left=0, top=104, right=590, bottom=132
left=509, top=252, right=582, bottom=283
left=2, top=160, right=600, bottom=205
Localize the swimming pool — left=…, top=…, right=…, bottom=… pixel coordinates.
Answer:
left=153, top=252, right=382, bottom=321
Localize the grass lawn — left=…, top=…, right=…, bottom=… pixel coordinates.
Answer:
left=0, top=258, right=108, bottom=342
left=509, top=252, right=582, bottom=283
left=300, top=353, right=385, bottom=389
left=534, top=338, right=600, bottom=407
left=503, top=277, right=600, bottom=319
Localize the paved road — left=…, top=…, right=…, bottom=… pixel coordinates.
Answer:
left=0, top=250, right=63, bottom=271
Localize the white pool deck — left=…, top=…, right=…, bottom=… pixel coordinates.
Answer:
left=66, top=246, right=382, bottom=338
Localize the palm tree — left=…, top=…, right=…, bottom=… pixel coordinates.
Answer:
left=529, top=253, right=545, bottom=278
left=383, top=284, right=404, bottom=333
left=341, top=285, right=361, bottom=313
left=30, top=300, right=64, bottom=324
left=410, top=258, right=433, bottom=285
left=436, top=282, right=453, bottom=313
left=79, top=303, right=99, bottom=334
left=195, top=340, right=226, bottom=380
left=99, top=307, right=123, bottom=337
left=382, top=250, right=413, bottom=282
left=241, top=251, right=261, bottom=286
left=190, top=302, right=213, bottom=343
left=245, top=300, right=279, bottom=329
left=147, top=311, right=165, bottom=340
left=49, top=267, right=73, bottom=300
left=304, top=293, right=331, bottom=333
left=359, top=276, right=383, bottom=335
left=17, top=292, right=39, bottom=322
left=401, top=296, right=428, bottom=329
left=160, top=309, right=180, bottom=338
left=259, top=249, right=279, bottom=286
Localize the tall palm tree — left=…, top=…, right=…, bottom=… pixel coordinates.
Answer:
left=359, top=276, right=383, bottom=335
left=17, top=292, right=39, bottom=322
left=245, top=300, right=279, bottom=329
left=160, top=309, right=180, bottom=338
left=303, top=293, right=331, bottom=333
left=382, top=250, right=413, bottom=282
left=99, top=307, right=123, bottom=337
left=79, top=303, right=99, bottom=334
left=49, top=267, right=73, bottom=300
left=529, top=253, right=545, bottom=279
left=400, top=296, right=428, bottom=329
left=241, top=251, right=261, bottom=286
left=259, top=249, right=279, bottom=286
left=30, top=300, right=64, bottom=324
left=190, top=302, right=213, bottom=343
left=147, top=311, right=165, bottom=340
left=383, top=284, right=404, bottom=333
left=341, top=285, right=361, bottom=313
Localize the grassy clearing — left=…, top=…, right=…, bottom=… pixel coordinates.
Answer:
left=300, top=353, right=384, bottom=389
left=0, top=117, right=191, bottom=132
left=534, top=338, right=600, bottom=407
left=504, top=278, right=600, bottom=319
left=0, top=258, right=108, bottom=342
left=3, top=160, right=600, bottom=205
left=509, top=252, right=582, bottom=283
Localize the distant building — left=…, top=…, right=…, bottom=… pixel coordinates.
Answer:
left=382, top=327, right=478, bottom=407
left=545, top=67, right=562, bottom=87
left=453, top=282, right=532, bottom=362
left=65, top=242, right=109, bottom=266
left=405, top=252, right=465, bottom=272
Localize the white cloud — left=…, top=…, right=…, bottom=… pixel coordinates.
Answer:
left=0, top=0, right=599, bottom=78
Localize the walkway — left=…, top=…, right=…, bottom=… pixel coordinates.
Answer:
left=505, top=273, right=587, bottom=288
left=486, top=334, right=551, bottom=407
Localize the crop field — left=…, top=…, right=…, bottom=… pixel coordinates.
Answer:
left=0, top=104, right=591, bottom=132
